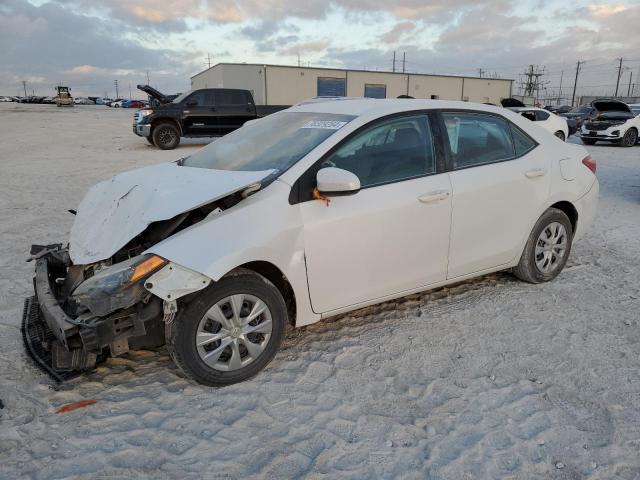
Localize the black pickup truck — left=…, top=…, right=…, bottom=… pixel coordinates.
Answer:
left=133, top=85, right=289, bottom=149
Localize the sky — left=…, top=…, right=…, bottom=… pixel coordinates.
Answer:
left=1, top=0, right=639, bottom=101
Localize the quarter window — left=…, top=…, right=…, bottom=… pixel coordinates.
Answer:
left=511, top=125, right=537, bottom=156
left=442, top=112, right=515, bottom=169
left=324, top=115, right=435, bottom=188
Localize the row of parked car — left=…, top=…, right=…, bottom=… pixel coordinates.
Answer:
left=0, top=95, right=148, bottom=108
left=508, top=99, right=640, bottom=147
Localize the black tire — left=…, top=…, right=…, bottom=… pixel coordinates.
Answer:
left=145, top=136, right=155, bottom=146
left=152, top=122, right=180, bottom=150
left=554, top=131, right=566, bottom=141
left=621, top=128, right=638, bottom=147
left=581, top=138, right=597, bottom=145
left=167, top=270, right=288, bottom=386
left=513, top=208, right=573, bottom=284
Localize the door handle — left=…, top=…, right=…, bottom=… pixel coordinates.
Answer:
left=525, top=168, right=547, bottom=178
left=418, top=190, right=450, bottom=203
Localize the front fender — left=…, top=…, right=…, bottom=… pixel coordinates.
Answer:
left=146, top=180, right=319, bottom=327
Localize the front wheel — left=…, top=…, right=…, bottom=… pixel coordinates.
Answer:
left=621, top=128, right=638, bottom=147
left=554, top=131, right=566, bottom=141
left=513, top=208, right=573, bottom=284
left=168, top=270, right=288, bottom=386
left=152, top=122, right=180, bottom=150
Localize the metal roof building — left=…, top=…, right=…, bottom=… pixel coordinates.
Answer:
left=191, top=63, right=514, bottom=106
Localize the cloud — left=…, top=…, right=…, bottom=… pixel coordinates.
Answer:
left=379, top=21, right=417, bottom=44
left=280, top=40, right=330, bottom=56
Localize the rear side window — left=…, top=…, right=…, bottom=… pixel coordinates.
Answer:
left=511, top=125, right=537, bottom=156
left=535, top=110, right=550, bottom=121
left=442, top=112, right=514, bottom=169
left=324, top=115, right=435, bottom=188
left=220, top=90, right=247, bottom=105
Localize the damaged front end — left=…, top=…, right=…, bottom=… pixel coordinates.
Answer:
left=22, top=246, right=168, bottom=381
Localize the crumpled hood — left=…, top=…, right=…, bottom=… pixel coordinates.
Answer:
left=69, top=162, right=273, bottom=265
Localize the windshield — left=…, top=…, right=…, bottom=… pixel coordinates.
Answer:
left=182, top=112, right=355, bottom=173
left=172, top=91, right=191, bottom=103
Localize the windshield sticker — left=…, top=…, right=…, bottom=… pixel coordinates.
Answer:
left=301, top=120, right=348, bottom=130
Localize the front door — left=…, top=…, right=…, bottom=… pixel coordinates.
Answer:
left=182, top=91, right=217, bottom=135
left=299, top=113, right=452, bottom=313
left=441, top=111, right=551, bottom=278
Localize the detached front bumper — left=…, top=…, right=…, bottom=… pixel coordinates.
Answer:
left=133, top=123, right=151, bottom=137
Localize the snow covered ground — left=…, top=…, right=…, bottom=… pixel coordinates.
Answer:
left=0, top=103, right=639, bottom=479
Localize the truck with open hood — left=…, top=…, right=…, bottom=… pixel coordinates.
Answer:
left=579, top=99, right=640, bottom=147
left=134, top=84, right=289, bottom=150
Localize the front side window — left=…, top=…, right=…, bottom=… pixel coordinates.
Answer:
left=324, top=115, right=435, bottom=188
left=182, top=112, right=355, bottom=173
left=185, top=92, right=205, bottom=106
left=443, top=112, right=514, bottom=169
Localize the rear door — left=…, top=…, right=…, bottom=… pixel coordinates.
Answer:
left=216, top=90, right=256, bottom=134
left=441, top=111, right=550, bottom=278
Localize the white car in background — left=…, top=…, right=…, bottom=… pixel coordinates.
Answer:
left=507, top=106, right=570, bottom=141
left=579, top=99, right=640, bottom=147
left=24, top=99, right=599, bottom=386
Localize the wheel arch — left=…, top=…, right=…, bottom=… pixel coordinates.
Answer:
left=227, top=261, right=297, bottom=327
left=151, top=117, right=183, bottom=136
left=549, top=200, right=578, bottom=234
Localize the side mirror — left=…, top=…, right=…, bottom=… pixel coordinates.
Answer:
left=316, top=167, right=360, bottom=196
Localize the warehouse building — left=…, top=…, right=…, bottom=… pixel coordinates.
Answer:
left=191, top=63, right=513, bottom=106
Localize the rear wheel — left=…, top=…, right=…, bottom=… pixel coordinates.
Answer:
left=152, top=122, right=180, bottom=150
left=581, top=138, right=597, bottom=145
left=554, top=131, right=566, bottom=141
left=168, top=271, right=288, bottom=386
left=621, top=128, right=638, bottom=147
left=513, top=208, right=573, bottom=284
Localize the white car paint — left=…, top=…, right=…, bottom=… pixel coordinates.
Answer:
left=509, top=107, right=569, bottom=140
left=69, top=162, right=273, bottom=264
left=120, top=99, right=596, bottom=327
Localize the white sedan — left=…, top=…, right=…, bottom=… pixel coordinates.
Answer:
left=507, top=106, right=570, bottom=141
left=24, top=99, right=599, bottom=386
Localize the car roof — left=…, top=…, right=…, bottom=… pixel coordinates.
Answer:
left=288, top=98, right=510, bottom=118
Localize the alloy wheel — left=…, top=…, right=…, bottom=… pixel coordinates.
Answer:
left=195, top=294, right=272, bottom=371
left=535, top=222, right=568, bottom=273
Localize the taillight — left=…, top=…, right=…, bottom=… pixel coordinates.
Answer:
left=582, top=155, right=596, bottom=174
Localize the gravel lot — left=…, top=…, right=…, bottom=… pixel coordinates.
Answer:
left=0, top=103, right=639, bottom=479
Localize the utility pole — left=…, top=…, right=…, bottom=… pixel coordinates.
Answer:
left=207, top=53, right=211, bottom=69
left=22, top=80, right=27, bottom=97
left=402, top=52, right=406, bottom=73
left=392, top=51, right=396, bottom=72
left=129, top=81, right=132, bottom=99
left=297, top=52, right=300, bottom=67
left=146, top=70, right=150, bottom=85
left=478, top=68, right=485, bottom=78
left=614, top=57, right=623, bottom=97
left=628, top=71, right=633, bottom=97
left=557, top=70, right=564, bottom=105
left=114, top=79, right=119, bottom=99
left=571, top=61, right=583, bottom=107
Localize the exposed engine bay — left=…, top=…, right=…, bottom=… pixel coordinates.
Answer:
left=22, top=164, right=269, bottom=381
